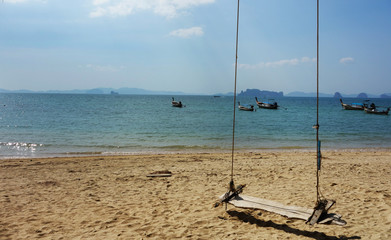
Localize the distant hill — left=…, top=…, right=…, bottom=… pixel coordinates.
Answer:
left=288, top=91, right=387, bottom=98
left=0, top=88, right=185, bottom=95
left=238, top=89, right=283, bottom=98
left=286, top=91, right=333, bottom=97
left=213, top=92, right=234, bottom=96
left=1, top=88, right=390, bottom=98
left=357, top=92, right=368, bottom=98
left=0, top=88, right=36, bottom=93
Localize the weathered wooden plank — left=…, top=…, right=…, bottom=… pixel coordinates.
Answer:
left=307, top=199, right=335, bottom=225
left=308, top=208, right=324, bottom=225
left=223, top=194, right=346, bottom=225
left=226, top=194, right=313, bottom=220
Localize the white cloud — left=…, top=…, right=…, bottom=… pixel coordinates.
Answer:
left=89, top=0, right=215, bottom=18
left=301, top=56, right=315, bottom=62
left=93, top=0, right=110, bottom=5
left=238, top=57, right=316, bottom=69
left=80, top=64, right=125, bottom=72
left=169, top=26, right=203, bottom=38
left=89, top=7, right=107, bottom=18
left=339, top=57, right=354, bottom=64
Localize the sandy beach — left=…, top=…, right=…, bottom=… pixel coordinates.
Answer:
left=1, top=150, right=391, bottom=239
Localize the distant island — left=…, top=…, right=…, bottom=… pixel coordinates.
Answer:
left=333, top=92, right=391, bottom=99
left=0, top=87, right=185, bottom=95
left=357, top=92, right=368, bottom=98
left=0, top=87, right=390, bottom=98
left=285, top=91, right=333, bottom=97
left=238, top=89, right=283, bottom=98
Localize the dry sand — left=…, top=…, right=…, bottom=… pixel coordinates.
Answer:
left=1, top=150, right=391, bottom=239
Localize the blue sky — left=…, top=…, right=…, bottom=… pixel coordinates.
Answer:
left=1, top=0, right=390, bottom=95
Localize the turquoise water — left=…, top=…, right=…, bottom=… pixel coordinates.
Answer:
left=0, top=93, right=390, bottom=158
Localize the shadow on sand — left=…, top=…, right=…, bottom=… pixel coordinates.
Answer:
left=226, top=210, right=360, bottom=240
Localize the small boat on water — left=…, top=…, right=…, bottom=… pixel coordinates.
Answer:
left=364, top=106, right=390, bottom=115
left=339, top=99, right=368, bottom=110
left=238, top=102, right=254, bottom=111
left=255, top=97, right=278, bottom=109
left=171, top=97, right=183, bottom=108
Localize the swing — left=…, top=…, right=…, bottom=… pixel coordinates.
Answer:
left=214, top=0, right=346, bottom=226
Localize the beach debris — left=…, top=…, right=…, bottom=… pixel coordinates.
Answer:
left=147, top=170, right=172, bottom=178
left=38, top=180, right=59, bottom=187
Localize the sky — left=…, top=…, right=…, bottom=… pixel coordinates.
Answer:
left=0, top=0, right=390, bottom=95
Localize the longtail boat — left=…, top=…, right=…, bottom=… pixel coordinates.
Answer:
left=238, top=102, right=254, bottom=111
left=255, top=97, right=278, bottom=109
left=339, top=98, right=368, bottom=110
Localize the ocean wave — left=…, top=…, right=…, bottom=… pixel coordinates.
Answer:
left=0, top=142, right=43, bottom=148
left=0, top=142, right=44, bottom=158
left=155, top=144, right=225, bottom=150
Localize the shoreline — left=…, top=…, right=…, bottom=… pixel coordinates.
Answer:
left=2, top=146, right=391, bottom=160
left=1, top=150, right=391, bottom=239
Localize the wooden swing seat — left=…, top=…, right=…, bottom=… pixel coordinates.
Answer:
left=220, top=194, right=346, bottom=225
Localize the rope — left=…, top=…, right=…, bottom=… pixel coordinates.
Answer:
left=316, top=0, right=323, bottom=202
left=230, top=0, right=240, bottom=188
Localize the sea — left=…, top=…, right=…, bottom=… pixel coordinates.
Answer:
left=1, top=93, right=390, bottom=159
